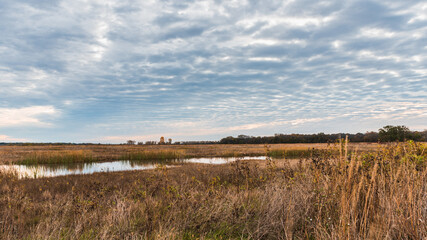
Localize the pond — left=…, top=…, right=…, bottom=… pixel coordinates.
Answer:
left=0, top=156, right=266, bottom=179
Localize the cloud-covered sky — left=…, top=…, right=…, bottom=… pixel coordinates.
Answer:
left=1, top=0, right=426, bottom=143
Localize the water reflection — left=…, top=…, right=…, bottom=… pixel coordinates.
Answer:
left=0, top=156, right=266, bottom=179
left=0, top=161, right=159, bottom=179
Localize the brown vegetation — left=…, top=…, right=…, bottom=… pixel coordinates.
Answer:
left=0, top=143, right=379, bottom=164
left=0, top=142, right=426, bottom=239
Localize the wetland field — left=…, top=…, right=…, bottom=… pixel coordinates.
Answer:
left=0, top=142, right=426, bottom=239
left=0, top=143, right=379, bottom=165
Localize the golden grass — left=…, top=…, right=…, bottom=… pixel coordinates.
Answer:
left=0, top=142, right=425, bottom=239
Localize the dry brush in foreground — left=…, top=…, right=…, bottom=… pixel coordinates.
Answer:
left=0, top=142, right=426, bottom=239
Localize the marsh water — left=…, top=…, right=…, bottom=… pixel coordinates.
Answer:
left=0, top=156, right=266, bottom=179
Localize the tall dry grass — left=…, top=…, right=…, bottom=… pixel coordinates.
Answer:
left=0, top=141, right=425, bottom=239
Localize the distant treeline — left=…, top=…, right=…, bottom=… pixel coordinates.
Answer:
left=219, top=126, right=427, bottom=144
left=173, top=141, right=219, bottom=145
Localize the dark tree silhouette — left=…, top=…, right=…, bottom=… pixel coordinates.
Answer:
left=378, top=125, right=410, bottom=142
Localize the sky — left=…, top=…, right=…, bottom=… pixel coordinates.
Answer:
left=1, top=0, right=427, bottom=143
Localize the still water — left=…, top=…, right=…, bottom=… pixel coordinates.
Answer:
left=0, top=156, right=266, bottom=179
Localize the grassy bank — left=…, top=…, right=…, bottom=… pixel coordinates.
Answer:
left=0, top=142, right=426, bottom=239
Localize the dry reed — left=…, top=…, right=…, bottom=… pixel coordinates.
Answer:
left=0, top=142, right=425, bottom=239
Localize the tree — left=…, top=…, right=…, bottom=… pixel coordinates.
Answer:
left=159, top=136, right=165, bottom=144
left=363, top=131, right=379, bottom=142
left=422, top=130, right=427, bottom=141
left=126, top=140, right=136, bottom=145
left=238, top=135, right=251, bottom=139
left=378, top=125, right=410, bottom=142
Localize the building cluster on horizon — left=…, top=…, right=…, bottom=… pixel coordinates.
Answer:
left=126, top=136, right=172, bottom=145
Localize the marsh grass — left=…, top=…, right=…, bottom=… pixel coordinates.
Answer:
left=0, top=143, right=380, bottom=165
left=16, top=149, right=185, bottom=165
left=119, top=150, right=184, bottom=161
left=267, top=148, right=343, bottom=159
left=18, top=150, right=95, bottom=165
left=0, top=142, right=426, bottom=239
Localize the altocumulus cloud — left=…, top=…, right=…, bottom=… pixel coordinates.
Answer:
left=0, top=106, right=57, bottom=127
left=0, top=0, right=426, bottom=143
left=0, top=135, right=28, bottom=142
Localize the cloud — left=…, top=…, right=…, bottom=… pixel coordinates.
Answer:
left=0, top=135, right=29, bottom=142
left=0, top=106, right=58, bottom=127
left=0, top=0, right=426, bottom=142
left=92, top=116, right=338, bottom=143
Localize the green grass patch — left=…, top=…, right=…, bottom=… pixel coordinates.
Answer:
left=18, top=150, right=95, bottom=165
left=268, top=149, right=313, bottom=158
left=268, top=148, right=343, bottom=159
